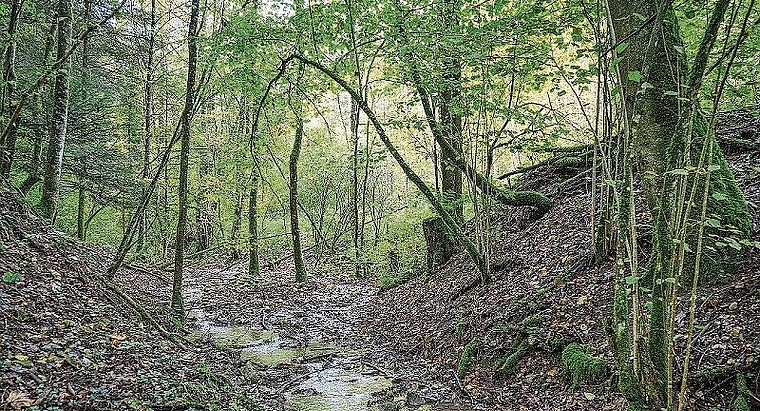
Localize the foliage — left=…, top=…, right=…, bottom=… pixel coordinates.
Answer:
left=2, top=271, right=22, bottom=283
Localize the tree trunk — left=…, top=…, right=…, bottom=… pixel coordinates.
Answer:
left=19, top=16, right=57, bottom=195
left=423, top=215, right=455, bottom=272
left=40, top=0, right=72, bottom=221
left=248, top=170, right=260, bottom=277
left=229, top=179, right=243, bottom=260
left=171, top=0, right=200, bottom=314
left=438, top=0, right=463, bottom=222
left=77, top=185, right=85, bottom=240
left=351, top=98, right=361, bottom=276
left=138, top=0, right=156, bottom=251
left=0, top=0, right=24, bottom=178
left=607, top=1, right=750, bottom=408
left=290, top=119, right=307, bottom=282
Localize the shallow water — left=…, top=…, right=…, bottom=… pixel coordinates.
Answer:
left=188, top=302, right=394, bottom=410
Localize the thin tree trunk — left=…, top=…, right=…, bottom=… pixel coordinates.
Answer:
left=290, top=119, right=307, bottom=282
left=248, top=170, right=260, bottom=277
left=40, top=0, right=72, bottom=221
left=171, top=0, right=200, bottom=314
left=77, top=186, right=85, bottom=239
left=138, top=0, right=156, bottom=250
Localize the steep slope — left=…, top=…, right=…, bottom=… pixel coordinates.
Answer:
left=370, top=149, right=760, bottom=410
left=0, top=187, right=258, bottom=410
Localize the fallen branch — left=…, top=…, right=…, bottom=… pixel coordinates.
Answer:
left=100, top=277, right=187, bottom=349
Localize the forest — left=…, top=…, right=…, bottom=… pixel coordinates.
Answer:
left=1, top=0, right=759, bottom=409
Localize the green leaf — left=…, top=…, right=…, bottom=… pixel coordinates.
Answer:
left=664, top=90, right=679, bottom=96
left=583, top=392, right=596, bottom=401
left=615, top=42, right=629, bottom=55
left=641, top=82, right=654, bottom=90
left=2, top=271, right=22, bottom=283
left=707, top=164, right=721, bottom=171
left=705, top=218, right=721, bottom=228
left=625, top=276, right=639, bottom=285
left=712, top=192, right=728, bottom=201
left=627, top=71, right=642, bottom=82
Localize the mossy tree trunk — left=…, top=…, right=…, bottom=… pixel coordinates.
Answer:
left=607, top=1, right=751, bottom=408
left=40, top=0, right=72, bottom=221
left=290, top=119, right=307, bottom=282
left=0, top=0, right=23, bottom=179
left=438, top=0, right=464, bottom=223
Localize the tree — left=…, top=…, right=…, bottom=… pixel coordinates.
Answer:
left=138, top=0, right=157, bottom=250
left=437, top=0, right=464, bottom=222
left=289, top=116, right=307, bottom=282
left=0, top=0, right=24, bottom=178
left=40, top=0, right=72, bottom=220
left=606, top=1, right=752, bottom=408
left=171, top=0, right=200, bottom=314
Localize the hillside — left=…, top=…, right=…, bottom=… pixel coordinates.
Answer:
left=370, top=149, right=760, bottom=410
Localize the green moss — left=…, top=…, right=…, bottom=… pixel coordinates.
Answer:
left=561, top=343, right=608, bottom=390
left=454, top=317, right=468, bottom=337
left=680, top=113, right=751, bottom=284
left=522, top=315, right=544, bottom=328
left=733, top=374, right=751, bottom=411
left=500, top=338, right=528, bottom=375
left=457, top=340, right=478, bottom=379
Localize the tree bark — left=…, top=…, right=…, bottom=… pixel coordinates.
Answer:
left=423, top=215, right=455, bottom=271
left=438, top=0, right=463, bottom=222
left=138, top=0, right=156, bottom=250
left=40, top=0, right=72, bottom=221
left=0, top=0, right=24, bottom=178
left=248, top=169, right=260, bottom=277
left=290, top=119, right=307, bottom=282
left=171, top=0, right=200, bottom=314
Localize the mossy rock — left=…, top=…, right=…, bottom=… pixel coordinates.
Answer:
left=561, top=342, right=608, bottom=389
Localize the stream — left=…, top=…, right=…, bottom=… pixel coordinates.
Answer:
left=178, top=262, right=472, bottom=411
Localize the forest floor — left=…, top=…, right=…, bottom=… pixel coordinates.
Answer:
left=2, top=151, right=760, bottom=410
